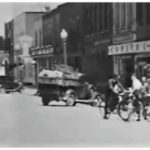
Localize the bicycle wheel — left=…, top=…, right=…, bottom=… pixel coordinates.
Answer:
left=118, top=99, right=143, bottom=121
left=117, top=99, right=133, bottom=121
left=145, top=106, right=150, bottom=120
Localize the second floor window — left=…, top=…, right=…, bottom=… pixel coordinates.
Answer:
left=121, top=3, right=126, bottom=29
left=115, top=3, right=120, bottom=30
left=146, top=3, right=150, bottom=24
left=83, top=3, right=111, bottom=35
left=137, top=3, right=144, bottom=26
left=35, top=30, right=38, bottom=47
left=127, top=3, right=132, bottom=27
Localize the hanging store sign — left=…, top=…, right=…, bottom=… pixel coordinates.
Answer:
left=108, top=40, right=150, bottom=55
left=30, top=46, right=54, bottom=57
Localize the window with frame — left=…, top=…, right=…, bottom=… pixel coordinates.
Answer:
left=127, top=3, right=132, bottom=27
left=35, top=30, right=38, bottom=47
left=136, top=3, right=144, bottom=26
left=115, top=3, right=120, bottom=31
left=121, top=3, right=126, bottom=29
left=146, top=3, right=150, bottom=24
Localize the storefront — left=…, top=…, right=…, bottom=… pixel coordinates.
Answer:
left=108, top=40, right=150, bottom=87
left=83, top=36, right=113, bottom=84
left=30, top=45, right=54, bottom=85
left=0, top=52, right=9, bottom=76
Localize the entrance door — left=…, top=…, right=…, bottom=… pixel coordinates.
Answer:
left=119, top=56, right=134, bottom=87
left=137, top=62, right=145, bottom=78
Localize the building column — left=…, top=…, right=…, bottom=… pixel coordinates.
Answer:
left=119, top=3, right=122, bottom=30
left=132, top=3, right=137, bottom=31
left=35, top=59, right=39, bottom=87
left=125, top=3, right=128, bottom=29
left=134, top=55, right=138, bottom=76
left=112, top=3, right=116, bottom=34
left=113, top=56, right=119, bottom=74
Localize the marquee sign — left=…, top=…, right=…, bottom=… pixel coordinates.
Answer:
left=108, top=40, right=150, bottom=55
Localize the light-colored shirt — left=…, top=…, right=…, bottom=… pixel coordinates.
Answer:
left=132, top=78, right=142, bottom=91
left=142, top=82, right=150, bottom=94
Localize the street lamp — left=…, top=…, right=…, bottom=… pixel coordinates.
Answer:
left=60, top=29, right=68, bottom=65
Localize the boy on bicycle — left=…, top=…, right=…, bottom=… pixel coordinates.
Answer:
left=104, top=74, right=124, bottom=119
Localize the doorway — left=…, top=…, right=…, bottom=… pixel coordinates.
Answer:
left=119, top=56, right=134, bottom=88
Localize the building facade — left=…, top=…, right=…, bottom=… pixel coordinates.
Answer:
left=81, top=3, right=113, bottom=92
left=31, top=3, right=84, bottom=71
left=30, top=3, right=114, bottom=92
left=5, top=20, right=14, bottom=78
left=30, top=12, right=54, bottom=85
left=58, top=3, right=84, bottom=72
left=13, top=12, right=44, bottom=84
left=109, top=3, right=150, bottom=87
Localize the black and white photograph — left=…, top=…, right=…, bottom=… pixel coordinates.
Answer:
left=0, top=1, right=150, bottom=147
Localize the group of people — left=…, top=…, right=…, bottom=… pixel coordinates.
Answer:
left=104, top=73, right=150, bottom=120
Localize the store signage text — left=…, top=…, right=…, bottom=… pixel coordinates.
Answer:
left=30, top=47, right=54, bottom=56
left=108, top=41, right=150, bottom=55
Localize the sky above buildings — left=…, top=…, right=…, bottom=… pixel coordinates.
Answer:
left=0, top=2, right=62, bottom=36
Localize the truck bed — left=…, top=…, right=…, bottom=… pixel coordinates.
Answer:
left=38, top=77, right=80, bottom=87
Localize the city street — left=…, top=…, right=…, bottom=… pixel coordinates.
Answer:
left=0, top=90, right=149, bottom=147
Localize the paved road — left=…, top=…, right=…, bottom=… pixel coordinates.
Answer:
left=0, top=92, right=150, bottom=147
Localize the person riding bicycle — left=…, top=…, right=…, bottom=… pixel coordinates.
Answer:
left=104, top=74, right=124, bottom=119
left=141, top=76, right=150, bottom=120
left=130, top=74, right=143, bottom=121
left=141, top=76, right=150, bottom=95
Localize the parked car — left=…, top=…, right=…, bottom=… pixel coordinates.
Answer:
left=0, top=76, right=23, bottom=93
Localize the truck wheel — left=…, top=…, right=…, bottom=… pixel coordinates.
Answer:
left=92, top=95, right=102, bottom=107
left=66, top=94, right=76, bottom=106
left=42, top=97, right=50, bottom=106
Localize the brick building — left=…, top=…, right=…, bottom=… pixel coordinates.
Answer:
left=12, top=12, right=44, bottom=84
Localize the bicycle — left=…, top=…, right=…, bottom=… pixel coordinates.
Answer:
left=117, top=90, right=143, bottom=121
left=141, top=93, right=150, bottom=121
left=99, top=91, right=124, bottom=119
